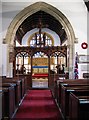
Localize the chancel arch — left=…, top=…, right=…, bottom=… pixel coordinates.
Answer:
left=5, top=2, right=76, bottom=79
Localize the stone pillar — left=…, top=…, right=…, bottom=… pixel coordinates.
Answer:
left=7, top=44, right=14, bottom=78
left=2, top=44, right=8, bottom=77
left=68, top=44, right=75, bottom=79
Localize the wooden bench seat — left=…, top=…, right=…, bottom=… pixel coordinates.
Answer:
left=17, top=76, right=25, bottom=98
left=2, top=83, right=15, bottom=119
left=0, top=89, right=4, bottom=120
left=6, top=77, right=25, bottom=98
left=60, top=85, right=89, bottom=119
left=3, top=79, right=21, bottom=107
left=54, top=79, right=89, bottom=105
left=69, top=92, right=89, bottom=120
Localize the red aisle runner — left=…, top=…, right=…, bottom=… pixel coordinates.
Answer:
left=13, top=90, right=62, bottom=120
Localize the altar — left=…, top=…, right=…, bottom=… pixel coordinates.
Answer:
left=32, top=66, right=48, bottom=78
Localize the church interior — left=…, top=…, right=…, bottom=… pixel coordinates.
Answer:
left=0, top=0, right=89, bottom=120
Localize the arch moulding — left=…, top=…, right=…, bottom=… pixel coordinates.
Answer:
left=5, top=2, right=76, bottom=79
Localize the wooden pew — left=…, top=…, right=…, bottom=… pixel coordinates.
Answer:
left=2, top=78, right=21, bottom=107
left=17, top=76, right=25, bottom=98
left=69, top=91, right=89, bottom=120
left=54, top=79, right=89, bottom=119
left=60, top=85, right=89, bottom=119
left=2, top=83, right=15, bottom=119
left=54, top=80, right=58, bottom=99
left=0, top=89, right=3, bottom=120
left=18, top=74, right=32, bottom=90
left=56, top=79, right=89, bottom=105
left=7, top=77, right=25, bottom=99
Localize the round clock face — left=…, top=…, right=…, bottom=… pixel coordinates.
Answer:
left=81, top=42, right=88, bottom=49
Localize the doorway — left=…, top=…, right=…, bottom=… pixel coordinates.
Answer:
left=32, top=52, right=48, bottom=88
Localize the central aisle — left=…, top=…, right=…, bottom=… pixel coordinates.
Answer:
left=13, top=90, right=63, bottom=120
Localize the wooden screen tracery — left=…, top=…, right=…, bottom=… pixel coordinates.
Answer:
left=13, top=45, right=67, bottom=87
left=14, top=46, right=67, bottom=75
left=15, top=52, right=31, bottom=75
left=50, top=51, right=67, bottom=74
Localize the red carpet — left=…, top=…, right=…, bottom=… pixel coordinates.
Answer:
left=13, top=90, right=62, bottom=120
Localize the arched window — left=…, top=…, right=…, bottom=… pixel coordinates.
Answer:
left=28, top=32, right=54, bottom=47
